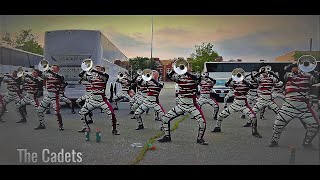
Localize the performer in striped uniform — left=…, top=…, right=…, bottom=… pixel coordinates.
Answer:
left=0, top=70, right=22, bottom=122
left=16, top=69, right=42, bottom=123
left=197, top=72, right=219, bottom=120
left=130, top=76, right=150, bottom=119
left=158, top=62, right=208, bottom=145
left=134, top=70, right=165, bottom=130
left=223, top=88, right=234, bottom=109
left=243, top=67, right=279, bottom=125
left=212, top=68, right=262, bottom=138
left=35, top=65, right=65, bottom=130
left=59, top=81, right=75, bottom=114
left=78, top=65, right=120, bottom=135
left=76, top=73, right=94, bottom=124
left=113, top=72, right=132, bottom=111
left=269, top=63, right=319, bottom=148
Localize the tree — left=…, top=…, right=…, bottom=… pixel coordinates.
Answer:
left=189, top=42, right=219, bottom=72
left=1, top=29, right=44, bottom=55
left=129, top=57, right=156, bottom=75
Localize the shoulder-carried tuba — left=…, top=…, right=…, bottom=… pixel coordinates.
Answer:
left=231, top=68, right=245, bottom=82
left=142, top=69, right=153, bottom=81
left=297, top=55, right=317, bottom=72
left=38, top=60, right=50, bottom=72
left=173, top=59, right=188, bottom=75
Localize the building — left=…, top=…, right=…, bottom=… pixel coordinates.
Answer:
left=275, top=51, right=320, bottom=61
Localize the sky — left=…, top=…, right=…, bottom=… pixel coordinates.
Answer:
left=0, top=15, right=319, bottom=61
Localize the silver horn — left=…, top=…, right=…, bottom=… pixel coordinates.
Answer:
left=297, top=55, right=317, bottom=72
left=173, top=59, right=188, bottom=75
left=231, top=68, right=245, bottom=82
left=142, top=69, right=153, bottom=81
left=81, top=59, right=93, bottom=75
left=38, top=60, right=50, bottom=72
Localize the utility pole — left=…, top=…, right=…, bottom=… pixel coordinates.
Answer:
left=151, top=16, right=154, bottom=61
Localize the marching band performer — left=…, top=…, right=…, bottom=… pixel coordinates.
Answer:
left=16, top=69, right=42, bottom=123
left=78, top=59, right=120, bottom=135
left=76, top=73, right=94, bottom=124
left=134, top=69, right=165, bottom=130
left=59, top=81, right=75, bottom=114
left=223, top=88, right=234, bottom=109
left=158, top=59, right=208, bottom=145
left=113, top=72, right=132, bottom=111
left=243, top=66, right=279, bottom=126
left=0, top=70, right=22, bottom=122
left=212, top=68, right=262, bottom=138
left=35, top=61, right=65, bottom=130
left=269, top=56, right=319, bottom=148
left=196, top=71, right=219, bottom=120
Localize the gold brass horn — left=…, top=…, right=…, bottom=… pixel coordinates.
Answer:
left=231, top=68, right=245, bottom=82
left=297, top=55, right=317, bottom=72
left=173, top=59, right=188, bottom=75
left=142, top=69, right=153, bottom=81
left=38, top=60, right=50, bottom=72
left=17, top=66, right=25, bottom=78
left=137, top=69, right=142, bottom=75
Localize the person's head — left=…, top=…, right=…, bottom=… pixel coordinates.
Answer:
left=12, top=70, right=18, bottom=77
left=291, top=66, right=299, bottom=74
left=128, top=89, right=135, bottom=97
left=32, top=69, right=40, bottom=78
left=152, top=70, right=159, bottom=81
left=95, top=65, right=103, bottom=72
left=51, top=65, right=60, bottom=73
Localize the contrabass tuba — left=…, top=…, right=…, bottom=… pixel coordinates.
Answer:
left=231, top=68, right=245, bottom=82
left=172, top=59, right=188, bottom=75
left=297, top=55, right=317, bottom=73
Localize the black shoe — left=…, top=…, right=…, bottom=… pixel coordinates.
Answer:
left=78, top=127, right=90, bottom=133
left=131, top=116, right=136, bottom=119
left=197, top=139, right=208, bottom=145
left=213, top=117, right=218, bottom=120
left=268, top=141, right=279, bottom=147
left=114, top=107, right=119, bottom=110
left=59, top=126, right=64, bottom=131
left=135, top=125, right=144, bottom=130
left=146, top=110, right=149, bottom=114
left=158, top=135, right=171, bottom=142
left=112, top=130, right=120, bottom=135
left=260, top=116, right=266, bottom=120
left=252, top=131, right=262, bottom=138
left=191, top=117, right=195, bottom=119
left=224, top=105, right=227, bottom=109
left=211, top=127, right=221, bottom=132
left=130, top=111, right=134, bottom=114
left=71, top=110, right=76, bottom=114
left=16, top=119, right=27, bottom=123
left=87, top=119, right=94, bottom=124
left=243, top=122, right=252, bottom=127
left=34, top=124, right=46, bottom=130
left=240, top=115, right=246, bottom=119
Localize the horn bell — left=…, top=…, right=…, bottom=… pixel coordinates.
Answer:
left=297, top=55, right=317, bottom=72
left=231, top=68, right=245, bottom=82
left=38, top=60, right=49, bottom=72
left=142, top=69, right=153, bottom=81
left=173, top=59, right=188, bottom=75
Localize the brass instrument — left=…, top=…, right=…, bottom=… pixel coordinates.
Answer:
left=231, top=68, right=245, bottom=82
left=172, top=59, right=188, bottom=75
left=81, top=59, right=93, bottom=75
left=38, top=59, right=50, bottom=72
left=297, top=55, right=317, bottom=72
left=141, top=69, right=153, bottom=81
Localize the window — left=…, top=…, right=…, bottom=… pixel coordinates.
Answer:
left=1, top=48, right=11, bottom=65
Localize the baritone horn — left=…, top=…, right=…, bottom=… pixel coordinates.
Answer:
left=231, top=68, right=245, bottom=82
left=81, top=59, right=93, bottom=75
left=297, top=55, right=317, bottom=72
left=142, top=69, right=153, bottom=81
left=38, top=60, right=50, bottom=72
left=173, top=59, right=188, bottom=75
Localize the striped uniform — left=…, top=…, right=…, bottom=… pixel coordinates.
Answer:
left=223, top=89, right=234, bottom=108
left=197, top=76, right=219, bottom=120
left=270, top=72, right=319, bottom=146
left=37, top=71, right=64, bottom=127
left=16, top=75, right=42, bottom=120
left=76, top=80, right=92, bottom=106
left=113, top=77, right=132, bottom=109
left=131, top=77, right=148, bottom=113
left=213, top=79, right=261, bottom=137
left=160, top=72, right=207, bottom=141
left=59, top=82, right=73, bottom=109
left=134, top=79, right=165, bottom=129
left=78, top=71, right=118, bottom=133
left=2, top=75, right=22, bottom=107
left=246, top=76, right=259, bottom=105
left=247, top=74, right=279, bottom=123
left=272, top=81, right=285, bottom=100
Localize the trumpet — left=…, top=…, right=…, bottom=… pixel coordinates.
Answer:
left=118, top=72, right=126, bottom=79
left=38, top=60, right=50, bottom=72
left=231, top=68, right=245, bottom=82
left=142, top=69, right=153, bottom=81
left=297, top=55, right=317, bottom=72
left=173, top=59, right=188, bottom=75
left=137, top=69, right=142, bottom=76
left=81, top=59, right=93, bottom=75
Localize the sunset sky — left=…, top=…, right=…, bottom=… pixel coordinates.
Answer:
left=1, top=15, right=319, bottom=61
